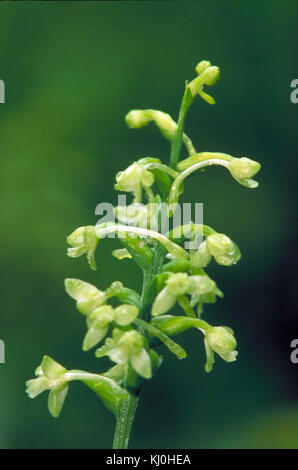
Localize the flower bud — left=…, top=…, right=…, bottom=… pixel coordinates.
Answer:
left=125, top=110, right=151, bottom=128
left=188, top=62, right=220, bottom=104
left=64, top=278, right=106, bottom=315
left=206, top=233, right=241, bottom=266
left=228, top=157, right=261, bottom=180
left=151, top=286, right=177, bottom=316
left=205, top=327, right=237, bottom=356
left=200, top=66, right=220, bottom=86
left=166, top=272, right=189, bottom=296
left=149, top=110, right=177, bottom=139
left=195, top=60, right=211, bottom=75
left=125, top=109, right=177, bottom=141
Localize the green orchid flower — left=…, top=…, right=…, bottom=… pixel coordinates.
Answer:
left=96, top=328, right=152, bottom=379
left=67, top=225, right=99, bottom=270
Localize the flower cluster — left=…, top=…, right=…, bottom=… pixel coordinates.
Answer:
left=64, top=278, right=140, bottom=351
left=26, top=60, right=260, bottom=449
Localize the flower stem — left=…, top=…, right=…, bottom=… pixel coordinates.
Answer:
left=112, top=239, right=165, bottom=449
left=169, top=86, right=193, bottom=169
left=112, top=393, right=139, bottom=449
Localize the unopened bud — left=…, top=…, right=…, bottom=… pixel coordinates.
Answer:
left=125, top=110, right=151, bottom=128
left=206, top=233, right=241, bottom=266
left=195, top=60, right=211, bottom=75
left=200, top=66, right=220, bottom=86
left=205, top=327, right=237, bottom=356
left=228, top=157, right=261, bottom=180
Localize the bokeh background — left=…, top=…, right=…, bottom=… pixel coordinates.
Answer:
left=0, top=0, right=297, bottom=449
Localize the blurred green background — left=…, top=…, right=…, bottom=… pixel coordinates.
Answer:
left=0, top=0, right=297, bottom=449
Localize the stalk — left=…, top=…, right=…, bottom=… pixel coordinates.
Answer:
left=112, top=252, right=161, bottom=448
left=113, top=393, right=139, bottom=449
left=169, top=86, right=193, bottom=169
left=112, top=84, right=193, bottom=448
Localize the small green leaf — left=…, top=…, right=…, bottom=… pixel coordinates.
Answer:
left=161, top=259, right=191, bottom=273
left=82, top=376, right=130, bottom=417
left=114, top=287, right=142, bottom=309
left=135, top=318, right=187, bottom=359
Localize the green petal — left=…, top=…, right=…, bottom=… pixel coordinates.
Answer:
left=48, top=385, right=69, bottom=418
left=83, top=326, right=109, bottom=351
left=67, top=246, right=87, bottom=258
left=64, top=278, right=106, bottom=315
left=25, top=377, right=48, bottom=398
left=112, top=248, right=132, bottom=260
left=151, top=286, right=177, bottom=316
left=198, top=88, right=215, bottom=105
left=233, top=176, right=259, bottom=188
left=204, top=338, right=215, bottom=373
left=187, top=275, right=216, bottom=295
left=130, top=348, right=152, bottom=379
left=41, top=356, right=66, bottom=380
left=88, top=305, right=115, bottom=329
left=87, top=248, right=97, bottom=271
left=219, top=350, right=238, bottom=362
left=114, top=304, right=139, bottom=326
left=190, top=241, right=212, bottom=268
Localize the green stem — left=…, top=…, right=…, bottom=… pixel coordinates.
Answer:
left=169, top=86, right=193, bottom=169
left=112, top=238, right=165, bottom=449
left=113, top=393, right=139, bottom=449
